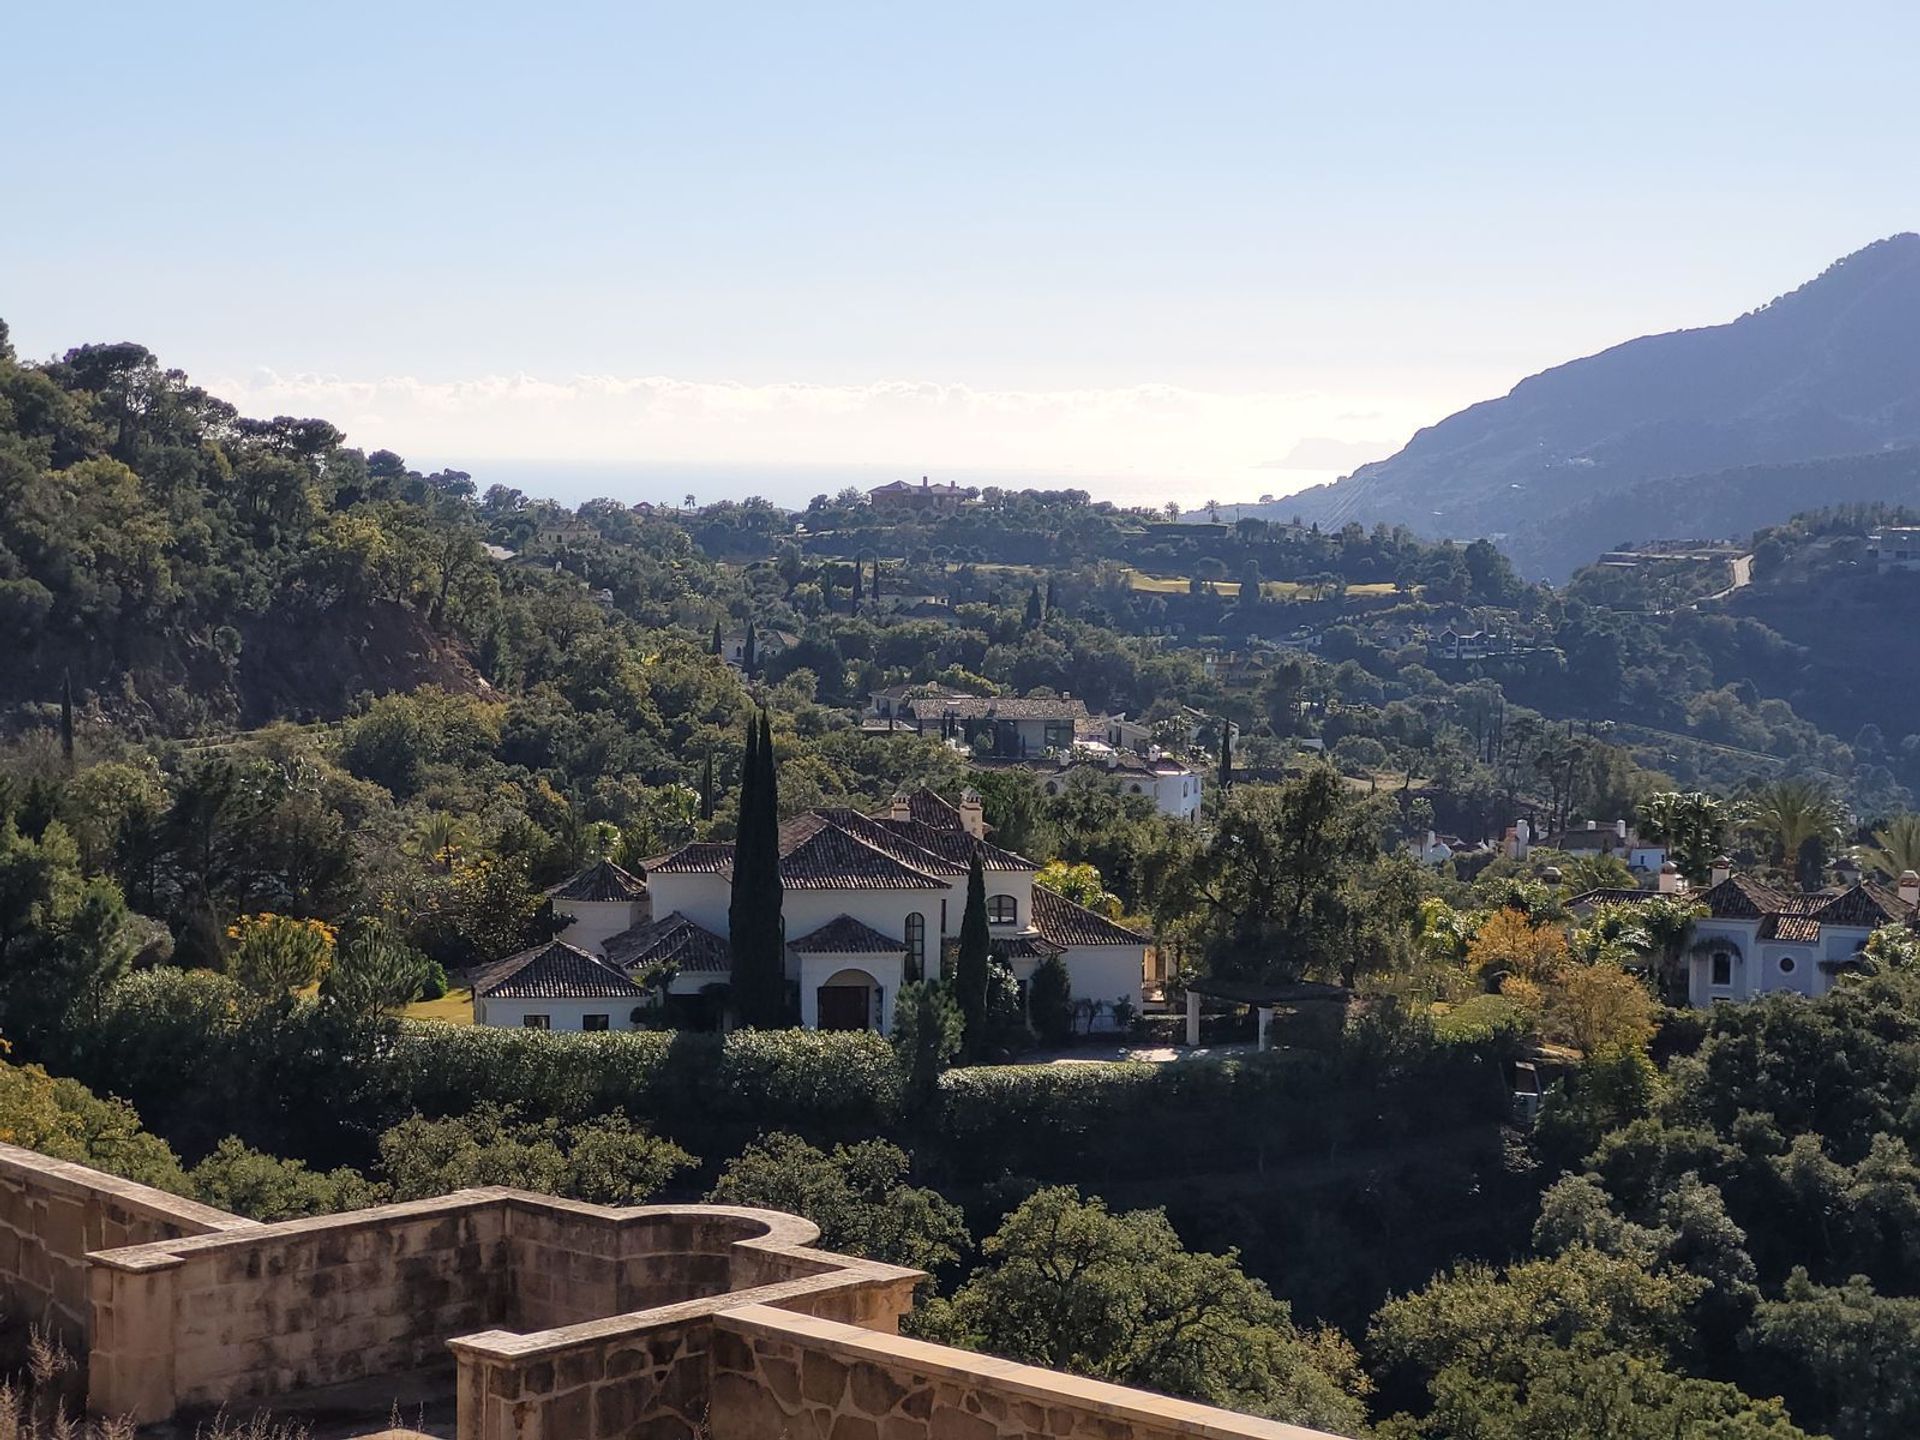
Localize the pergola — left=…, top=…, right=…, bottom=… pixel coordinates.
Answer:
left=1182, top=976, right=1355, bottom=1049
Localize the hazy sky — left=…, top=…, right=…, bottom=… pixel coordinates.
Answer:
left=7, top=2, right=1917, bottom=504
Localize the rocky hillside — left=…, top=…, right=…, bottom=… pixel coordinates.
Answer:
left=1283, top=234, right=1920, bottom=576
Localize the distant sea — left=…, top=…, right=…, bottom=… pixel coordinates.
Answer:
left=416, top=458, right=1338, bottom=515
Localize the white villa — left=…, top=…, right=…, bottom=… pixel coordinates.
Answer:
left=477, top=788, right=1149, bottom=1035
left=1570, top=864, right=1919, bottom=1008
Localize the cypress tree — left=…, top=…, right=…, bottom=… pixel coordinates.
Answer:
left=729, top=710, right=786, bottom=1027
left=742, top=620, right=758, bottom=677
left=1217, top=723, right=1233, bottom=793
left=699, top=750, right=715, bottom=821
left=710, top=620, right=723, bottom=656
left=851, top=562, right=863, bottom=612
left=1045, top=576, right=1059, bottom=616
left=59, top=673, right=75, bottom=773
left=1024, top=586, right=1043, bottom=629
left=955, top=849, right=990, bottom=1054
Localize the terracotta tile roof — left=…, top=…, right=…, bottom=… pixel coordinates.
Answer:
left=545, top=859, right=647, bottom=903
left=604, top=911, right=731, bottom=974
left=1565, top=887, right=1658, bottom=908
left=775, top=814, right=950, bottom=889
left=895, top=789, right=964, bottom=828
left=870, top=818, right=1039, bottom=874
left=471, top=941, right=647, bottom=1000
left=788, top=915, right=905, bottom=954
left=1810, top=882, right=1913, bottom=929
left=642, top=843, right=735, bottom=876
left=924, top=695, right=1090, bottom=722
left=812, top=809, right=969, bottom=876
left=1758, top=914, right=1823, bottom=943
left=1700, top=875, right=1793, bottom=919
left=1031, top=887, right=1150, bottom=948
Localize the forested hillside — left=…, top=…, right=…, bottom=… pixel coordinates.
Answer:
left=1278, top=234, right=1920, bottom=576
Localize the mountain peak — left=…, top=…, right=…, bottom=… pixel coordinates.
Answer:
left=1284, top=237, right=1920, bottom=576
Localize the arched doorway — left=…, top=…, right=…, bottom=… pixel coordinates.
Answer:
left=816, top=968, right=880, bottom=1031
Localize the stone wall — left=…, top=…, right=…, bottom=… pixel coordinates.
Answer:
left=450, top=1222, right=922, bottom=1440
left=89, top=1191, right=513, bottom=1423
left=0, top=1141, right=253, bottom=1351
left=711, top=1304, right=1350, bottom=1440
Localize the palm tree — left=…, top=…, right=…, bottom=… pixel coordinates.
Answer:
left=1860, top=813, right=1920, bottom=881
left=1740, top=778, right=1845, bottom=884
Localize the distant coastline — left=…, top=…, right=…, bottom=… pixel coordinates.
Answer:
left=412, top=457, right=1339, bottom=513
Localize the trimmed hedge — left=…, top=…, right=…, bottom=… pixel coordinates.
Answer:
left=47, top=969, right=1515, bottom=1183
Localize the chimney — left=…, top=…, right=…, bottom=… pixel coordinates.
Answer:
left=1657, top=860, right=1683, bottom=894
left=1586, top=819, right=1598, bottom=830
left=1615, top=819, right=1628, bottom=840
left=1710, top=855, right=1732, bottom=887
left=958, top=788, right=985, bottom=840
left=1901, top=870, right=1920, bottom=907
left=1426, top=829, right=1438, bottom=853
left=1512, top=818, right=1530, bottom=860
left=890, top=792, right=913, bottom=822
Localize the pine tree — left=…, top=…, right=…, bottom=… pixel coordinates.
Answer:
left=1217, top=723, right=1233, bottom=793
left=1024, top=586, right=1044, bottom=629
left=955, top=849, right=990, bottom=1055
left=59, top=673, right=75, bottom=773
left=699, top=751, right=715, bottom=822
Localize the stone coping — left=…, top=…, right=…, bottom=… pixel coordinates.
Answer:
left=84, top=1188, right=835, bottom=1274
left=715, top=1304, right=1354, bottom=1440
left=0, top=1141, right=257, bottom=1235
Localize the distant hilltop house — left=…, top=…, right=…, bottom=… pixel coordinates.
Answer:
left=1538, top=818, right=1667, bottom=875
left=476, top=789, right=1146, bottom=1035
left=1002, top=745, right=1204, bottom=822
left=1428, top=629, right=1511, bottom=662
left=867, top=476, right=978, bottom=514
left=1407, top=830, right=1492, bottom=865
left=1868, top=526, right=1920, bottom=571
left=720, top=627, right=798, bottom=670
left=868, top=688, right=1092, bottom=757
left=1571, top=863, right=1920, bottom=1008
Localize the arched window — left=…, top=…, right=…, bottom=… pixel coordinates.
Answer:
left=988, top=895, right=1017, bottom=926
left=1710, top=951, right=1733, bottom=988
left=904, top=913, right=926, bottom=980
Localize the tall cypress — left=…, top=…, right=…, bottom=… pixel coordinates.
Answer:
left=699, top=750, right=715, bottom=822
left=729, top=710, right=786, bottom=1027
left=60, top=673, right=75, bottom=773
left=1045, top=576, right=1059, bottom=616
left=710, top=620, right=723, bottom=656
left=955, top=849, right=990, bottom=1055
left=850, top=562, right=863, bottom=613
left=742, top=620, right=758, bottom=677
left=1024, top=586, right=1043, bottom=629
left=1217, top=723, right=1233, bottom=793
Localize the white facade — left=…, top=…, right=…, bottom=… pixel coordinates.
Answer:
left=553, top=898, right=648, bottom=957
left=1686, top=919, right=1856, bottom=1006
left=472, top=995, right=642, bottom=1031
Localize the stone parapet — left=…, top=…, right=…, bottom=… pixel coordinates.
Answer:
left=711, top=1303, right=1349, bottom=1440
left=0, top=1140, right=253, bottom=1353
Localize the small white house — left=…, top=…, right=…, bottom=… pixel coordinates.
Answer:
left=469, top=940, right=649, bottom=1030
left=547, top=860, right=650, bottom=956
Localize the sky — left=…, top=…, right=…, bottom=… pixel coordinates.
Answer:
left=6, top=2, right=1918, bottom=508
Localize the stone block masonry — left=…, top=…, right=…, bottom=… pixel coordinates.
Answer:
left=0, top=1141, right=256, bottom=1352
left=0, top=1141, right=1353, bottom=1439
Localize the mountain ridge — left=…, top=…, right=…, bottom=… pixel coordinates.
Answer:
left=1279, top=234, right=1920, bottom=574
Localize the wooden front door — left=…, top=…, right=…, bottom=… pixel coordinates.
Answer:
left=817, top=984, right=871, bottom=1031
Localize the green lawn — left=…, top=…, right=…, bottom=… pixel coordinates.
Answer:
left=402, top=988, right=474, bottom=1025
